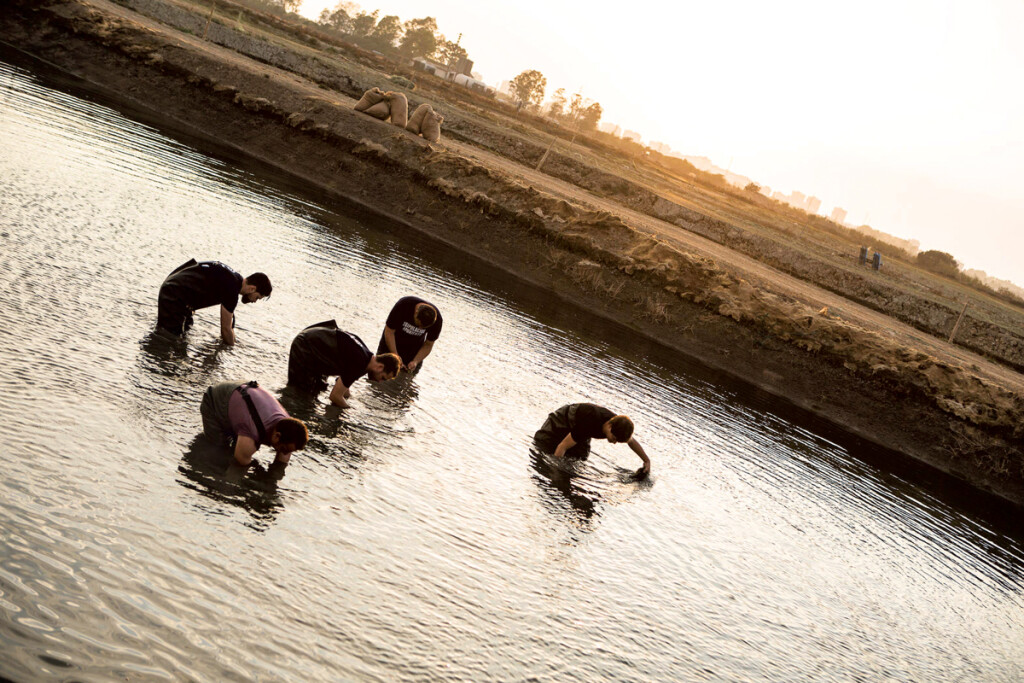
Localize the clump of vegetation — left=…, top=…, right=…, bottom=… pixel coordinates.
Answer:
left=388, top=74, right=415, bottom=90
left=917, top=249, right=961, bottom=279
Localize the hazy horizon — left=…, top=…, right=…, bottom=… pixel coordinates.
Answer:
left=300, top=0, right=1024, bottom=288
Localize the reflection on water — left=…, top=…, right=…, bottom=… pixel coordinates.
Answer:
left=178, top=435, right=285, bottom=530
left=1, top=52, right=1023, bottom=682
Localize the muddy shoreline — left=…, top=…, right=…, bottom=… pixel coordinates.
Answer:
left=4, top=0, right=1023, bottom=507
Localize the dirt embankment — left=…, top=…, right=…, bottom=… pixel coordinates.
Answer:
left=4, top=0, right=1024, bottom=504
left=103, top=0, right=1024, bottom=373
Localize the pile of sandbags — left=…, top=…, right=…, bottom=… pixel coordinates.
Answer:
left=353, top=88, right=442, bottom=142
left=406, top=103, right=443, bottom=143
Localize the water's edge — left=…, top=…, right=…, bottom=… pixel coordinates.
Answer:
left=0, top=32, right=1020, bottom=517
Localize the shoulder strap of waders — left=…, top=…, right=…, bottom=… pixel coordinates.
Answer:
left=237, top=381, right=268, bottom=445
left=303, top=319, right=338, bottom=331
left=171, top=257, right=198, bottom=275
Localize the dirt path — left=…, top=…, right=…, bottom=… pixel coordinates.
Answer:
left=57, top=0, right=1024, bottom=400
left=16, top=0, right=1022, bottom=505
left=447, top=140, right=1024, bottom=395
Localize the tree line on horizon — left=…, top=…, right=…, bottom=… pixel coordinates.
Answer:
left=238, top=0, right=1023, bottom=308
left=266, top=0, right=606, bottom=131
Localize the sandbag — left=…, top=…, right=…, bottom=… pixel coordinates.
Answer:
left=406, top=103, right=430, bottom=134
left=421, top=110, right=443, bottom=142
left=387, top=91, right=409, bottom=128
left=353, top=87, right=386, bottom=112
left=363, top=100, right=391, bottom=120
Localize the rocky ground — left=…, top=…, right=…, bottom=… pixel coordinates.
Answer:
left=4, top=0, right=1023, bottom=505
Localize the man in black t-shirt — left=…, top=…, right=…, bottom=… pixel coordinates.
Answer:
left=157, top=259, right=272, bottom=344
left=377, top=296, right=443, bottom=371
left=288, top=321, right=402, bottom=408
left=534, top=403, right=651, bottom=477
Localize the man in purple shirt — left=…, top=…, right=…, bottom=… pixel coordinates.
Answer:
left=157, top=259, right=272, bottom=344
left=200, top=381, right=308, bottom=469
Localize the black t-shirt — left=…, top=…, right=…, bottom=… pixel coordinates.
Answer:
left=162, top=260, right=243, bottom=312
left=378, top=296, right=443, bottom=363
left=294, top=323, right=372, bottom=388
left=569, top=403, right=615, bottom=443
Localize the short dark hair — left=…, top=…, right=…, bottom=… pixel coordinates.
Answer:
left=377, top=353, right=401, bottom=376
left=247, top=272, right=272, bottom=298
left=607, top=415, right=634, bottom=442
left=276, top=417, right=308, bottom=449
left=414, top=303, right=437, bottom=328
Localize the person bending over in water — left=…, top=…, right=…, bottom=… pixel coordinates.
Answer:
left=534, top=403, right=651, bottom=477
left=157, top=258, right=272, bottom=344
left=200, top=380, right=308, bottom=470
left=377, top=296, right=443, bottom=372
left=288, top=320, right=401, bottom=408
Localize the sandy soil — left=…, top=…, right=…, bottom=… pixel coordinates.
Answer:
left=4, top=0, right=1023, bottom=506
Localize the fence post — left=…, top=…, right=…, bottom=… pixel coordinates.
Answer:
left=203, top=0, right=215, bottom=39
left=535, top=136, right=556, bottom=172
left=948, top=302, right=968, bottom=343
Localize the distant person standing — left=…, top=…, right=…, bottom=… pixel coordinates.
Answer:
left=288, top=320, right=401, bottom=408
left=534, top=403, right=651, bottom=477
left=157, top=259, right=272, bottom=344
left=377, top=296, right=443, bottom=372
left=200, top=380, right=308, bottom=469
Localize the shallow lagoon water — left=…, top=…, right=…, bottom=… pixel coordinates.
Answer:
left=1, top=55, right=1022, bottom=681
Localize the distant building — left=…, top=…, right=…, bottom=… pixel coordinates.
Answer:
left=854, top=225, right=920, bottom=256
left=769, top=189, right=822, bottom=213
left=648, top=141, right=672, bottom=155
left=412, top=57, right=452, bottom=79
left=682, top=155, right=713, bottom=171
left=413, top=56, right=473, bottom=80
left=452, top=57, right=473, bottom=78
left=453, top=73, right=495, bottom=96
left=830, top=207, right=847, bottom=225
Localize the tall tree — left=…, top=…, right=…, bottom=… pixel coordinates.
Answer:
left=350, top=10, right=379, bottom=40
left=437, top=38, right=468, bottom=69
left=271, top=0, right=301, bottom=13
left=548, top=87, right=567, bottom=119
left=317, top=1, right=355, bottom=32
left=368, top=14, right=402, bottom=51
left=580, top=101, right=603, bottom=130
left=567, top=91, right=584, bottom=121
left=398, top=17, right=439, bottom=59
left=510, top=70, right=546, bottom=109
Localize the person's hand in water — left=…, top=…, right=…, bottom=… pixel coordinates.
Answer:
left=634, top=463, right=650, bottom=480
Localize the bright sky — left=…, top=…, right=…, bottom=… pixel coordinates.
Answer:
left=300, top=0, right=1024, bottom=286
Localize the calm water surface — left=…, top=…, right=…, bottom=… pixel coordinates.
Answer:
left=1, top=56, right=1022, bottom=681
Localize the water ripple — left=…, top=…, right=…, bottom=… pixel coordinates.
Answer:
left=0, top=55, right=1022, bottom=683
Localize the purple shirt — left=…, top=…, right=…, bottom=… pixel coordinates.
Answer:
left=227, top=385, right=290, bottom=447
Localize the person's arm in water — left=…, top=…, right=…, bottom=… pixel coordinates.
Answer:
left=407, top=340, right=434, bottom=371
left=382, top=326, right=404, bottom=369
left=628, top=438, right=651, bottom=476
left=328, top=377, right=351, bottom=408
left=233, top=435, right=258, bottom=466
left=220, top=305, right=236, bottom=345
left=552, top=433, right=578, bottom=459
